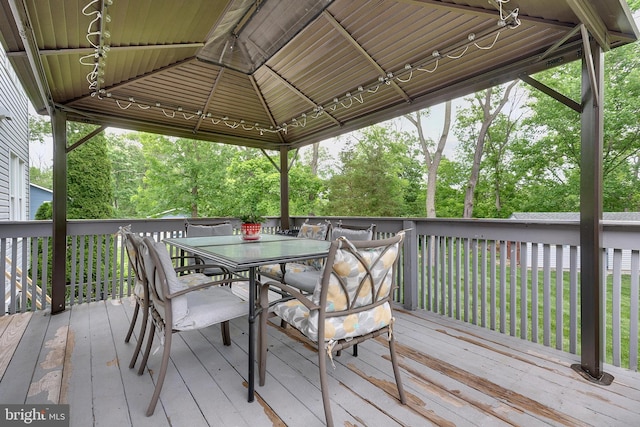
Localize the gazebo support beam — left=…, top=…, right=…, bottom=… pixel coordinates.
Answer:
left=572, top=30, right=613, bottom=385
left=280, top=146, right=290, bottom=231
left=51, top=109, right=67, bottom=314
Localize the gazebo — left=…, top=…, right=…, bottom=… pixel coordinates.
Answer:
left=0, top=0, right=638, bottom=385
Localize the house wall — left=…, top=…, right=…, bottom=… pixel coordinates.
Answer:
left=1, top=47, right=30, bottom=312
left=0, top=46, right=29, bottom=221
left=521, top=243, right=635, bottom=272
left=29, top=184, right=53, bottom=220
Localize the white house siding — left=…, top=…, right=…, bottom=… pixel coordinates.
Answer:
left=0, top=46, right=29, bottom=220
left=1, top=46, right=30, bottom=313
left=522, top=243, right=635, bottom=272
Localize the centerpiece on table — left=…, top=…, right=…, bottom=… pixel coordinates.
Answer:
left=239, top=212, right=264, bottom=241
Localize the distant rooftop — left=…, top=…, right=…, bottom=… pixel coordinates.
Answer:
left=510, top=212, right=640, bottom=222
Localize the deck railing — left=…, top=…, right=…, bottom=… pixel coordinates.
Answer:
left=1, top=217, right=638, bottom=371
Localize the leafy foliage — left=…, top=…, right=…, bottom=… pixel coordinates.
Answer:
left=323, top=125, right=419, bottom=217
left=66, top=123, right=114, bottom=219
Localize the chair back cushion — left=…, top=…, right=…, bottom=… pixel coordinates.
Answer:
left=296, top=220, right=331, bottom=270
left=186, top=222, right=233, bottom=237
left=274, top=233, right=403, bottom=342
left=331, top=225, right=374, bottom=241
left=297, top=220, right=330, bottom=240
left=140, top=239, right=190, bottom=327
left=120, top=226, right=145, bottom=297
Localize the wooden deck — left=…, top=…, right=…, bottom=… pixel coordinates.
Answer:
left=1, top=295, right=639, bottom=426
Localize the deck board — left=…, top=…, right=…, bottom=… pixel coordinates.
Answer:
left=1, top=299, right=639, bottom=427
left=0, top=310, right=48, bottom=404
left=0, top=312, right=31, bottom=380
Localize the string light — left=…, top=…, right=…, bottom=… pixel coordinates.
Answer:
left=92, top=0, right=519, bottom=137
left=80, top=0, right=112, bottom=96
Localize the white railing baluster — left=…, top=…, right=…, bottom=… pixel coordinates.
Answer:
left=556, top=245, right=564, bottom=350
left=79, top=235, right=86, bottom=304
left=531, top=243, right=539, bottom=343
left=499, top=240, right=507, bottom=334
left=490, top=240, right=497, bottom=331
left=480, top=239, right=488, bottom=328
left=455, top=237, right=462, bottom=320
left=543, top=244, right=551, bottom=347
left=70, top=236, right=77, bottom=306
left=464, top=237, right=470, bottom=323
left=569, top=245, right=579, bottom=353
left=520, top=242, right=528, bottom=340
left=510, top=241, right=517, bottom=337
left=1, top=239, right=6, bottom=315
left=630, top=250, right=639, bottom=371
left=612, top=248, right=623, bottom=366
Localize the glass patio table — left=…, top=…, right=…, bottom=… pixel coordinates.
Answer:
left=164, top=234, right=331, bottom=402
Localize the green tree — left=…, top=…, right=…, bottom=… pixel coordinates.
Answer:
left=108, top=134, right=145, bottom=218
left=67, top=123, right=113, bottom=219
left=29, top=166, right=52, bottom=189
left=433, top=158, right=465, bottom=217
left=134, top=134, right=238, bottom=217
left=455, top=82, right=519, bottom=218
left=35, top=201, right=52, bottom=220
left=522, top=39, right=640, bottom=212
left=324, top=125, right=411, bottom=216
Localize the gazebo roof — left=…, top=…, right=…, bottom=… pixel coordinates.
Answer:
left=1, top=0, right=638, bottom=151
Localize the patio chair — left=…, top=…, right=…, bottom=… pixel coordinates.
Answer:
left=258, top=232, right=407, bottom=426
left=283, top=222, right=377, bottom=357
left=138, top=236, right=249, bottom=416
left=119, top=226, right=229, bottom=371
left=258, top=219, right=331, bottom=282
left=184, top=220, right=235, bottom=276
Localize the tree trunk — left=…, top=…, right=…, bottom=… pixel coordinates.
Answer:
left=426, top=101, right=451, bottom=217
left=405, top=102, right=451, bottom=218
left=310, top=142, right=319, bottom=176
left=463, top=82, right=517, bottom=218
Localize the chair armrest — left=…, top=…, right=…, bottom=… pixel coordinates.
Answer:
left=260, top=280, right=318, bottom=311
left=174, top=263, right=231, bottom=276
left=170, top=254, right=204, bottom=264
left=167, top=278, right=247, bottom=299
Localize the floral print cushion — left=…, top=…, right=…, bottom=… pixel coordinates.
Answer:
left=177, top=273, right=210, bottom=288
left=272, top=238, right=400, bottom=342
left=297, top=221, right=330, bottom=240
left=260, top=220, right=331, bottom=279
left=296, top=221, right=331, bottom=270
left=258, top=262, right=315, bottom=280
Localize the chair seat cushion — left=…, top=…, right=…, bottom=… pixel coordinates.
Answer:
left=258, top=262, right=317, bottom=280
left=272, top=300, right=392, bottom=342
left=136, top=272, right=208, bottom=300
left=175, top=285, right=248, bottom=331
left=176, top=273, right=210, bottom=287
left=283, top=271, right=321, bottom=293
left=197, top=265, right=230, bottom=277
